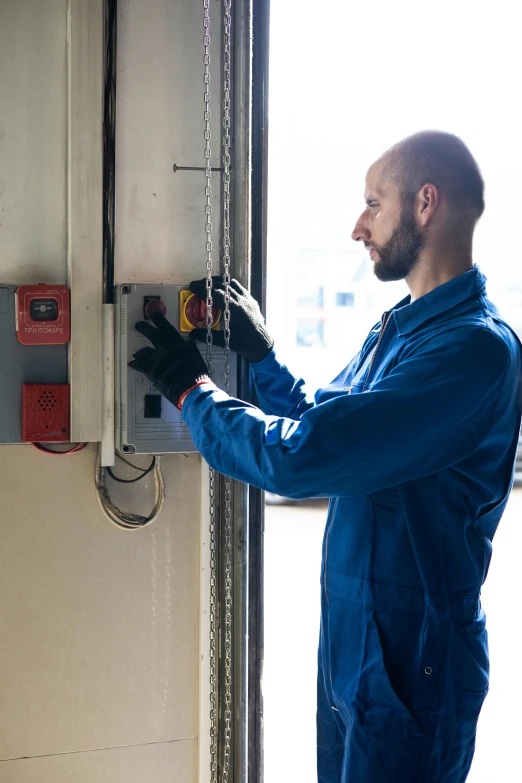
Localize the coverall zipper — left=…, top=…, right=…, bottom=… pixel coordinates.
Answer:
left=361, top=311, right=392, bottom=392
left=324, top=314, right=393, bottom=705
left=324, top=496, right=339, bottom=698
left=324, top=497, right=339, bottom=604
left=323, top=314, right=391, bottom=606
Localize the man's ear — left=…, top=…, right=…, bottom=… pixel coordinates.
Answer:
left=417, top=183, right=439, bottom=226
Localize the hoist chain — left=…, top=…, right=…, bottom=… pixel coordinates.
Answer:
left=222, top=1, right=233, bottom=782
left=203, top=0, right=214, bottom=379
left=202, top=3, right=218, bottom=780
left=203, top=1, right=234, bottom=781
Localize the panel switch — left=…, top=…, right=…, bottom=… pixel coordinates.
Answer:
left=144, top=394, right=162, bottom=419
left=144, top=296, right=167, bottom=320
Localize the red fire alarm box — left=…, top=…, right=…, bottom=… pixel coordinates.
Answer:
left=22, top=384, right=70, bottom=442
left=16, top=284, right=70, bottom=345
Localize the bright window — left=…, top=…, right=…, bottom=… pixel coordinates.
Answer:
left=265, top=2, right=522, bottom=781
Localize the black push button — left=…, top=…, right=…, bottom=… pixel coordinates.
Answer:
left=144, top=394, right=162, bottom=419
left=30, top=298, right=59, bottom=321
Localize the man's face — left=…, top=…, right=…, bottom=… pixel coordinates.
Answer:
left=351, top=162, right=426, bottom=282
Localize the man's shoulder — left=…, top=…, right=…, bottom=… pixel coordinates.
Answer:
left=407, top=293, right=518, bottom=353
left=400, top=312, right=519, bottom=376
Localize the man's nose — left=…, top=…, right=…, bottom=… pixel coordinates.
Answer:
left=351, top=216, right=370, bottom=243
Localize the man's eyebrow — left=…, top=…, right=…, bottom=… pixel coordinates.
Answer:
left=365, top=188, right=383, bottom=204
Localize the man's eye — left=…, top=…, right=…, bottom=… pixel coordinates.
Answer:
left=368, top=203, right=379, bottom=210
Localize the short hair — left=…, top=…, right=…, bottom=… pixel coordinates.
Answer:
left=380, top=131, right=485, bottom=233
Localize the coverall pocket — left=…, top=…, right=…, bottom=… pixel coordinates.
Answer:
left=338, top=611, right=425, bottom=780
left=361, top=611, right=423, bottom=735
left=440, top=688, right=488, bottom=782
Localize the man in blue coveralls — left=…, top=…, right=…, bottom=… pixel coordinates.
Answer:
left=130, top=131, right=522, bottom=782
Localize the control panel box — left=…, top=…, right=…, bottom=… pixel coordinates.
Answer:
left=114, top=284, right=237, bottom=455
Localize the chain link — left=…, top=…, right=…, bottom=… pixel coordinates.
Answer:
left=202, top=2, right=218, bottom=780
left=221, top=1, right=233, bottom=781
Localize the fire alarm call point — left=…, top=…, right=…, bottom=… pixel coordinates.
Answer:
left=16, top=284, right=71, bottom=346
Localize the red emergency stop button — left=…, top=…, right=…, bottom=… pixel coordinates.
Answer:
left=185, top=294, right=220, bottom=329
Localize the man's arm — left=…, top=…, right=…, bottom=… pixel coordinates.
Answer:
left=188, top=276, right=317, bottom=418
left=249, top=348, right=315, bottom=419
left=182, top=327, right=517, bottom=499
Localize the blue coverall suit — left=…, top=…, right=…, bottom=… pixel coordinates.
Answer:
left=182, top=267, right=522, bottom=782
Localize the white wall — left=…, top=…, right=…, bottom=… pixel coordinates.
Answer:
left=0, top=0, right=67, bottom=284
left=115, top=0, right=222, bottom=285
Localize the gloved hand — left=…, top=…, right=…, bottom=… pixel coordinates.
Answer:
left=129, top=311, right=210, bottom=409
left=188, top=276, right=274, bottom=363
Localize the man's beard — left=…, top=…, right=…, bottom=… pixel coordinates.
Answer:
left=369, top=205, right=425, bottom=282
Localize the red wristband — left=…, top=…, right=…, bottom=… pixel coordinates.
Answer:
left=177, top=378, right=212, bottom=410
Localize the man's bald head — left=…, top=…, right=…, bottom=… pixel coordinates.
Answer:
left=378, top=131, right=485, bottom=237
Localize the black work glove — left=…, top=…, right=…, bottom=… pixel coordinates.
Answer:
left=129, top=311, right=210, bottom=409
left=188, top=277, right=274, bottom=363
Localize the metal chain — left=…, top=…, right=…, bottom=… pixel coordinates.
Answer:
left=222, top=0, right=232, bottom=392
left=203, top=2, right=234, bottom=780
left=221, top=1, right=233, bottom=781
left=203, top=0, right=214, bottom=377
left=208, top=463, right=218, bottom=782
left=202, top=2, right=218, bottom=780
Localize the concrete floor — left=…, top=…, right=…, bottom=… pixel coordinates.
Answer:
left=264, top=488, right=522, bottom=782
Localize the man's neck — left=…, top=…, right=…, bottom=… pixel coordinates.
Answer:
left=406, top=255, right=474, bottom=303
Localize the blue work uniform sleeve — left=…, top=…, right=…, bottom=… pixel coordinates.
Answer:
left=250, top=347, right=314, bottom=418
left=182, top=327, right=515, bottom=499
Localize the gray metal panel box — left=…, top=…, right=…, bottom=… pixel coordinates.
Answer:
left=0, top=286, right=68, bottom=444
left=115, top=284, right=237, bottom=454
